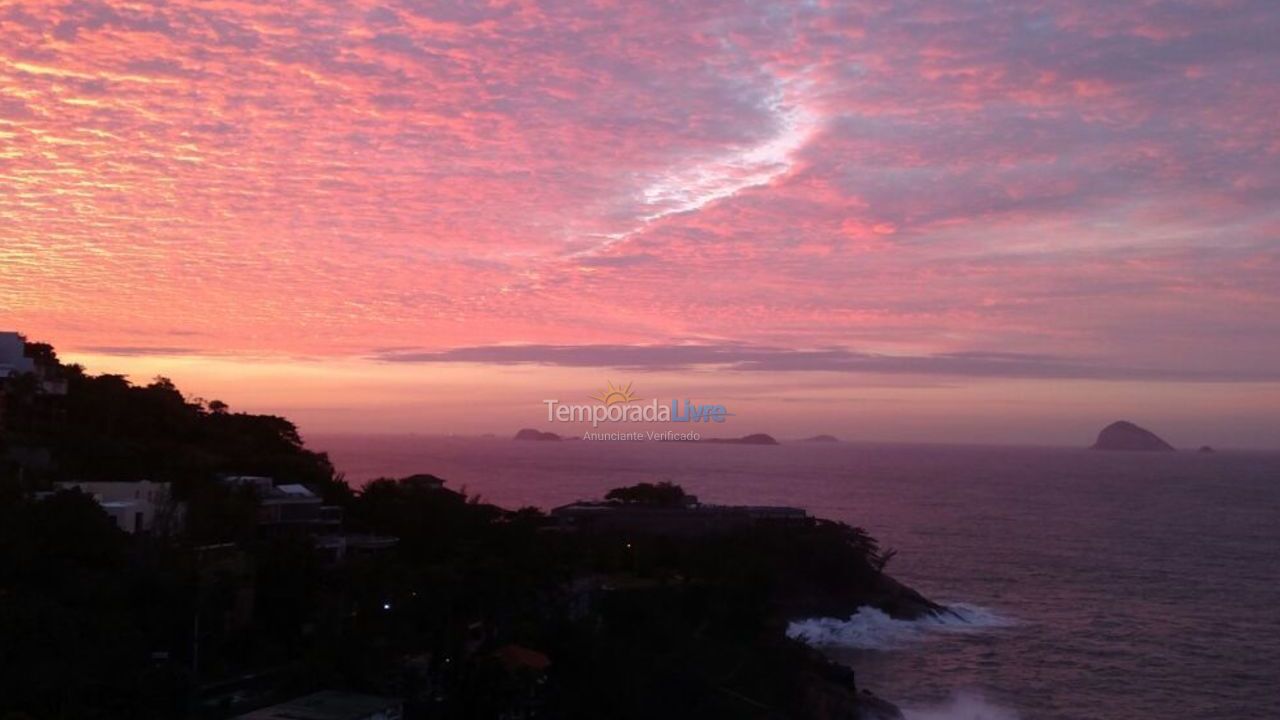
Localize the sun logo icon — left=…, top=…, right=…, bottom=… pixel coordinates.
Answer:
left=592, top=381, right=640, bottom=406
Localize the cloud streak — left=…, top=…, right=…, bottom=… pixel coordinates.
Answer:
left=376, top=344, right=1280, bottom=383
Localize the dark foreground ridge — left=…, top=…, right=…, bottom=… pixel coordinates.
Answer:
left=1, top=335, right=935, bottom=719
left=1091, top=420, right=1175, bottom=452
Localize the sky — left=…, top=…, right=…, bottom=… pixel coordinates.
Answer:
left=1, top=1, right=1278, bottom=447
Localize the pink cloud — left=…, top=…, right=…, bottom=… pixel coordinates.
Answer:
left=0, top=0, right=1276, bottom=404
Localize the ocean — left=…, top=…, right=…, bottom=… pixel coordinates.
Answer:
left=310, top=435, right=1280, bottom=720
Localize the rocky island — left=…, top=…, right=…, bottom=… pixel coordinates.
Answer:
left=514, top=427, right=562, bottom=441
left=702, top=433, right=780, bottom=445
left=801, top=434, right=841, bottom=443
left=1091, top=420, right=1175, bottom=452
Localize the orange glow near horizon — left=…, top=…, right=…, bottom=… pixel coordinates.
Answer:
left=3, top=1, right=1279, bottom=447
left=56, top=350, right=1280, bottom=450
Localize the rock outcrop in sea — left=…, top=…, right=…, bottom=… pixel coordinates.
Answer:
left=514, top=428, right=562, bottom=441
left=1091, top=421, right=1174, bottom=452
left=703, top=433, right=780, bottom=445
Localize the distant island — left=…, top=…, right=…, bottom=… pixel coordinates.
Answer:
left=1091, top=421, right=1175, bottom=452
left=800, top=434, right=840, bottom=443
left=703, top=433, right=780, bottom=445
left=514, top=428, right=562, bottom=441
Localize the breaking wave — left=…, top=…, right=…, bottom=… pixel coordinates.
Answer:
left=900, top=692, right=1021, bottom=720
left=785, top=603, right=1014, bottom=650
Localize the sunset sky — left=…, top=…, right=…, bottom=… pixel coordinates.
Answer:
left=2, top=1, right=1278, bottom=447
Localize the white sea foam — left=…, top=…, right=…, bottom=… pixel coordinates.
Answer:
left=785, top=603, right=1014, bottom=650
left=900, top=692, right=1021, bottom=720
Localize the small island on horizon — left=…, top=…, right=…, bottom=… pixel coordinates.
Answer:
left=703, top=433, right=780, bottom=445
left=514, top=427, right=562, bottom=441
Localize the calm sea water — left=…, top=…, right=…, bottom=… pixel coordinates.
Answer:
left=310, top=435, right=1280, bottom=720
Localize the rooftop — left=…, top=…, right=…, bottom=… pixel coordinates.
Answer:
left=552, top=501, right=807, bottom=517
left=222, top=476, right=322, bottom=504
left=234, top=691, right=400, bottom=720
left=549, top=500, right=809, bottom=536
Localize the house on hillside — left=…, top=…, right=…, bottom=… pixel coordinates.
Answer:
left=221, top=475, right=343, bottom=528
left=54, top=480, right=182, bottom=534
left=0, top=332, right=36, bottom=377
left=1, top=331, right=67, bottom=441
left=0, top=331, right=67, bottom=395
left=221, top=475, right=396, bottom=562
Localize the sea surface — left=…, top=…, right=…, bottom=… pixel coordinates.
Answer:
left=310, top=435, right=1280, bottom=720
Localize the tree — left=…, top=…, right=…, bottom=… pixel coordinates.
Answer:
left=604, top=481, right=691, bottom=507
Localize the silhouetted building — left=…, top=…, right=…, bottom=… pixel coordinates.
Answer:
left=0, top=331, right=67, bottom=395
left=221, top=476, right=343, bottom=528
left=550, top=501, right=808, bottom=536
left=221, top=476, right=395, bottom=561
left=0, top=332, right=36, bottom=377
left=233, top=691, right=402, bottom=720
left=1, top=331, right=67, bottom=441
left=313, top=533, right=399, bottom=563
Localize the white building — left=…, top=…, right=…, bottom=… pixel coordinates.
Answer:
left=55, top=480, right=180, bottom=535
left=0, top=332, right=36, bottom=377
left=0, top=330, right=67, bottom=395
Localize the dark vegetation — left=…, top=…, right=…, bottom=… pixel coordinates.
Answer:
left=603, top=480, right=691, bottom=506
left=0, top=339, right=917, bottom=719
